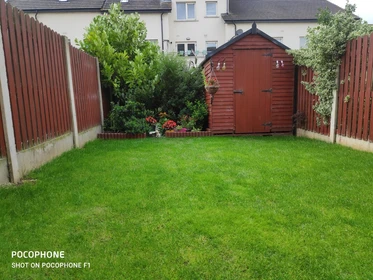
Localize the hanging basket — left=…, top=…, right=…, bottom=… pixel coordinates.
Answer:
left=205, top=85, right=219, bottom=95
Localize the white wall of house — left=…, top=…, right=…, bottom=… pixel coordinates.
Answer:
left=224, top=22, right=318, bottom=50
left=28, top=12, right=99, bottom=46
left=27, top=12, right=170, bottom=51
left=169, top=0, right=227, bottom=64
left=139, top=13, right=170, bottom=51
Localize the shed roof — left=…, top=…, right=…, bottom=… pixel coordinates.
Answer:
left=201, top=23, right=290, bottom=66
left=223, top=0, right=344, bottom=22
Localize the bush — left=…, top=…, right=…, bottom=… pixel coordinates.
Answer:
left=152, top=54, right=205, bottom=120
left=105, top=101, right=151, bottom=133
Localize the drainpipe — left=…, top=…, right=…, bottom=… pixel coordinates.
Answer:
left=226, top=0, right=229, bottom=13
left=161, top=12, right=165, bottom=52
left=233, top=22, right=237, bottom=36
left=35, top=10, right=38, bottom=20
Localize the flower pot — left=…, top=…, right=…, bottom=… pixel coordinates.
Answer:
left=205, top=85, right=219, bottom=95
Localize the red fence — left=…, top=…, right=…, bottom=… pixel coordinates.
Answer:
left=297, top=67, right=330, bottom=136
left=297, top=33, right=373, bottom=142
left=70, top=46, right=101, bottom=133
left=337, top=34, right=373, bottom=141
left=0, top=0, right=101, bottom=157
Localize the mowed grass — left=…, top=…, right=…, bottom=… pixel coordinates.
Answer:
left=1, top=136, right=373, bottom=279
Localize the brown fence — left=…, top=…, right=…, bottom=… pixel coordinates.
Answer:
left=0, top=0, right=101, bottom=155
left=297, top=33, right=373, bottom=146
left=1, top=1, right=71, bottom=151
left=0, top=0, right=102, bottom=183
left=297, top=67, right=330, bottom=136
left=337, top=34, right=373, bottom=141
left=70, top=46, right=101, bottom=133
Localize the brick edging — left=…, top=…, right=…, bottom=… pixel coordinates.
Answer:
left=97, top=133, right=146, bottom=139
left=165, top=131, right=212, bottom=138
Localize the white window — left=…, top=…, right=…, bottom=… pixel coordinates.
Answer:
left=206, top=2, right=217, bottom=16
left=273, top=37, right=283, bottom=43
left=176, top=3, right=196, bottom=20
left=206, top=41, right=217, bottom=54
left=177, top=43, right=196, bottom=56
left=300, top=37, right=308, bottom=48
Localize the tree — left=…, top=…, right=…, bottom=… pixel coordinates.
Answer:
left=288, top=2, right=373, bottom=124
left=77, top=3, right=160, bottom=105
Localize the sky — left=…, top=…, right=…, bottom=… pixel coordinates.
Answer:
left=327, top=0, right=373, bottom=23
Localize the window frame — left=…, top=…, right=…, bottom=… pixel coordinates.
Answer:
left=176, top=2, right=196, bottom=20
left=300, top=36, right=308, bottom=48
left=206, top=41, right=217, bottom=54
left=176, top=42, right=197, bottom=57
left=205, top=1, right=217, bottom=17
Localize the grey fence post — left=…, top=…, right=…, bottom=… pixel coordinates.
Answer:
left=95, top=57, right=104, bottom=128
left=330, top=67, right=340, bottom=143
left=63, top=36, right=80, bottom=148
left=0, top=30, right=20, bottom=183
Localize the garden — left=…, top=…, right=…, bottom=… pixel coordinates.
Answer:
left=1, top=4, right=373, bottom=279
left=77, top=4, right=209, bottom=137
left=1, top=136, right=373, bottom=279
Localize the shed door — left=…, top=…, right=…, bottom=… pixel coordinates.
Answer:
left=234, top=49, right=272, bottom=133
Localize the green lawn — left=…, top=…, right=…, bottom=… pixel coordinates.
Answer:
left=1, top=136, right=373, bottom=279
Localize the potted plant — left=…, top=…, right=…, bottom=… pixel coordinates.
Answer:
left=205, top=77, right=220, bottom=95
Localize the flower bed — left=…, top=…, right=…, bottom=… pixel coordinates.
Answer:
left=165, top=131, right=212, bottom=138
left=97, top=133, right=146, bottom=139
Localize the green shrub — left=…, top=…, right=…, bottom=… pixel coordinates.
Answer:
left=153, top=54, right=205, bottom=120
left=105, top=101, right=150, bottom=133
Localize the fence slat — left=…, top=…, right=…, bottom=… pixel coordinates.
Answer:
left=350, top=37, right=362, bottom=138
left=1, top=2, right=19, bottom=152
left=31, top=18, right=46, bottom=142
left=365, top=34, right=373, bottom=141
left=346, top=39, right=357, bottom=137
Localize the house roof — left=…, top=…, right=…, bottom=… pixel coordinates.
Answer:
left=7, top=0, right=105, bottom=12
left=223, top=0, right=345, bottom=22
left=201, top=23, right=290, bottom=66
left=102, top=0, right=172, bottom=12
left=8, top=0, right=171, bottom=13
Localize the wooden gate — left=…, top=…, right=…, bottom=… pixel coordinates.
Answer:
left=234, top=49, right=272, bottom=133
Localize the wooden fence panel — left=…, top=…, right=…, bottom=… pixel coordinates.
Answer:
left=337, top=34, right=373, bottom=141
left=297, top=66, right=330, bottom=136
left=70, top=46, right=101, bottom=132
left=0, top=2, right=74, bottom=152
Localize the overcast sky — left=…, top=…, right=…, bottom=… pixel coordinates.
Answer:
left=327, top=0, right=373, bottom=23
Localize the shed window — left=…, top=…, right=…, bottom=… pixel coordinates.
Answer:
left=206, top=2, right=217, bottom=16
left=177, top=3, right=195, bottom=20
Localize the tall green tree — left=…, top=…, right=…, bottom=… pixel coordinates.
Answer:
left=77, top=3, right=160, bottom=105
left=288, top=3, right=373, bottom=123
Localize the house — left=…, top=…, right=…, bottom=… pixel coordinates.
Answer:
left=7, top=0, right=172, bottom=50
left=8, top=0, right=344, bottom=64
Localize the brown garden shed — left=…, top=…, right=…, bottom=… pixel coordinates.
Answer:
left=202, top=23, right=295, bottom=134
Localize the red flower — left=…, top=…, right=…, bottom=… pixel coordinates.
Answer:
left=146, top=116, right=157, bottom=124
left=162, top=120, right=177, bottom=130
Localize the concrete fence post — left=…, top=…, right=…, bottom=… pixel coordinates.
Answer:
left=329, top=67, right=340, bottom=143
left=0, top=29, right=20, bottom=183
left=63, top=36, right=80, bottom=148
left=95, top=57, right=104, bottom=128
